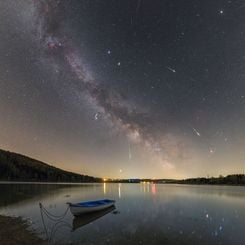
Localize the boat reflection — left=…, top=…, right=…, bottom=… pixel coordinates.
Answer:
left=72, top=205, right=116, bottom=231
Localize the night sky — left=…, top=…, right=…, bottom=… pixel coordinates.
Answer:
left=0, top=0, right=245, bottom=179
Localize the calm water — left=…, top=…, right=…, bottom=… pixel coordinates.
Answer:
left=0, top=183, right=245, bottom=245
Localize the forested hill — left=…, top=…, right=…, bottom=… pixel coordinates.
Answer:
left=0, top=149, right=101, bottom=182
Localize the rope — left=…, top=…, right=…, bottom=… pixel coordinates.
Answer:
left=39, top=203, right=72, bottom=243
left=39, top=203, right=70, bottom=221
left=49, top=220, right=72, bottom=243
left=40, top=204, right=49, bottom=240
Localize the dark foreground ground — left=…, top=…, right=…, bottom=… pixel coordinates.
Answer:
left=0, top=215, right=46, bottom=245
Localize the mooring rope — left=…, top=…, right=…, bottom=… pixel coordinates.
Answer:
left=40, top=204, right=49, bottom=240
left=39, top=203, right=70, bottom=221
left=39, top=203, right=72, bottom=243
left=48, top=220, right=72, bottom=242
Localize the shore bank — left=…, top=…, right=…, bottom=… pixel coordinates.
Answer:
left=0, top=215, right=46, bottom=245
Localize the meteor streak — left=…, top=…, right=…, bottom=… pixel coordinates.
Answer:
left=192, top=127, right=201, bottom=137
left=166, top=67, right=176, bottom=73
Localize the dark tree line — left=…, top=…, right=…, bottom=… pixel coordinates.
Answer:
left=178, top=175, right=245, bottom=185
left=0, top=149, right=102, bottom=183
left=154, top=175, right=245, bottom=185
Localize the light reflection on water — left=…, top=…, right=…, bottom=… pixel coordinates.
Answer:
left=0, top=183, right=245, bottom=244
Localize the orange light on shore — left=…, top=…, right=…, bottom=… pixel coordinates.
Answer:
left=103, top=178, right=107, bottom=182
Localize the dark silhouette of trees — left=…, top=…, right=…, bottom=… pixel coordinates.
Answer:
left=0, top=149, right=101, bottom=183
left=177, top=174, right=245, bottom=185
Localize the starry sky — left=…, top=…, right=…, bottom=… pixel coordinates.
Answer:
left=0, top=0, right=245, bottom=179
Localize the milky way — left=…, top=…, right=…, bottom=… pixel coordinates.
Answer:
left=32, top=0, right=186, bottom=172
left=0, top=0, right=245, bottom=178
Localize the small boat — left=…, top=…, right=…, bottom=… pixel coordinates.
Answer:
left=67, top=199, right=115, bottom=216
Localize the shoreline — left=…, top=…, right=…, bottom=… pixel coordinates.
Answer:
left=0, top=181, right=101, bottom=185
left=0, top=215, right=46, bottom=245
left=1, top=181, right=245, bottom=187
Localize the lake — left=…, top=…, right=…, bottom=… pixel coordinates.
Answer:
left=0, top=182, right=245, bottom=244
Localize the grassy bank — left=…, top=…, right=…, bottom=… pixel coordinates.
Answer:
left=0, top=215, right=46, bottom=245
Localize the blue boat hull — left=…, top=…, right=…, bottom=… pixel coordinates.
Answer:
left=68, top=199, right=115, bottom=216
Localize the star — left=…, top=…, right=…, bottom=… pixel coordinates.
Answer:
left=209, top=148, right=216, bottom=154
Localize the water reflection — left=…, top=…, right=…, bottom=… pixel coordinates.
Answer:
left=118, top=183, right=121, bottom=198
left=151, top=183, right=156, bottom=195
left=141, top=182, right=156, bottom=194
left=1, top=183, right=245, bottom=244
left=0, top=183, right=65, bottom=207
left=72, top=206, right=116, bottom=231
